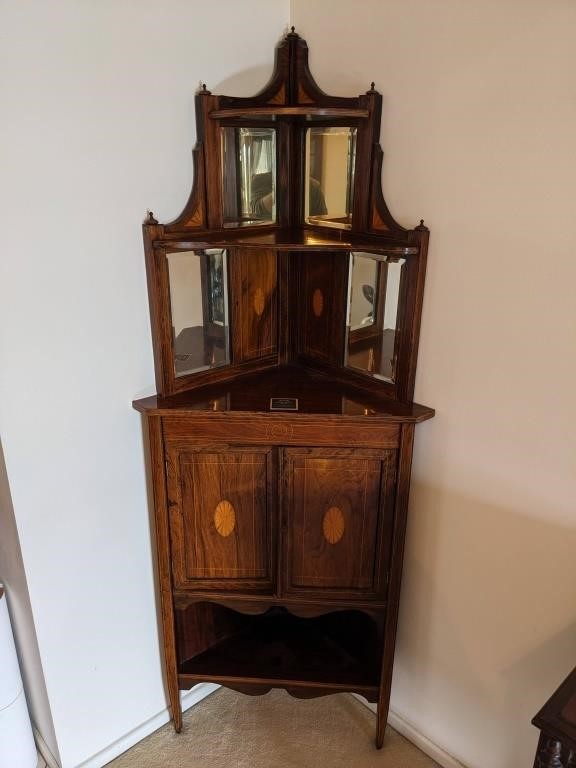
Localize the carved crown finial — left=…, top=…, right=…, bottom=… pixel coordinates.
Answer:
left=370, top=82, right=375, bottom=91
left=146, top=210, right=158, bottom=225
left=200, top=83, right=211, bottom=95
left=416, top=218, right=428, bottom=231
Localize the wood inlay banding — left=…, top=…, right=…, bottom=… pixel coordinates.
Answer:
left=214, top=500, right=236, bottom=537
left=312, top=288, right=324, bottom=317
left=323, top=506, right=345, bottom=544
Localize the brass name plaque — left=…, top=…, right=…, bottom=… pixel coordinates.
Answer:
left=270, top=397, right=299, bottom=411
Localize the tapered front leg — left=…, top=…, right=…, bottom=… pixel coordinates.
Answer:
left=147, top=415, right=182, bottom=733
left=167, top=675, right=182, bottom=733
left=375, top=701, right=387, bottom=749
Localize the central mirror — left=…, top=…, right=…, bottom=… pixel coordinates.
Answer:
left=221, top=127, right=277, bottom=228
left=345, top=252, right=405, bottom=382
left=304, top=126, right=357, bottom=229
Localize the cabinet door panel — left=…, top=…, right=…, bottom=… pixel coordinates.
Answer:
left=283, top=448, right=395, bottom=599
left=167, top=446, right=275, bottom=593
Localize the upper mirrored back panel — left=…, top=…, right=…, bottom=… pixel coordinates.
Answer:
left=305, top=126, right=357, bottom=230
left=221, top=127, right=277, bottom=228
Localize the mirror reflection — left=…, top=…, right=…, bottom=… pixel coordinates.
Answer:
left=167, top=249, right=229, bottom=377
left=305, top=126, right=357, bottom=229
left=221, top=127, right=276, bottom=228
left=345, top=252, right=405, bottom=382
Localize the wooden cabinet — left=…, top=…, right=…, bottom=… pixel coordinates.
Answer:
left=134, top=30, right=434, bottom=749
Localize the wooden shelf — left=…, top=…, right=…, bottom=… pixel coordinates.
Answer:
left=209, top=106, right=370, bottom=119
left=156, top=227, right=419, bottom=256
left=177, top=606, right=381, bottom=695
left=133, top=365, right=435, bottom=422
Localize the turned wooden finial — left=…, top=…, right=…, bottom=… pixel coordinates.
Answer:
left=199, top=83, right=211, bottom=95
left=537, top=739, right=564, bottom=768
left=146, top=210, right=158, bottom=225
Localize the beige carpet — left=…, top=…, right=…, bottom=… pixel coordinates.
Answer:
left=107, top=688, right=440, bottom=767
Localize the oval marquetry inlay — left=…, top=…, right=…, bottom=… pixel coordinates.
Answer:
left=322, top=506, right=345, bottom=544
left=214, top=500, right=236, bottom=538
left=253, top=287, right=265, bottom=317
left=312, top=288, right=324, bottom=317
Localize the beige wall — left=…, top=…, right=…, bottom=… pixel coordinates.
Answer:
left=0, top=2, right=288, bottom=767
left=291, top=2, right=576, bottom=767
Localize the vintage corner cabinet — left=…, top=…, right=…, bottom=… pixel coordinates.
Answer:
left=133, top=29, right=434, bottom=749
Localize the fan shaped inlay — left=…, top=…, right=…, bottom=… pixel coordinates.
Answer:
left=214, top=500, right=236, bottom=538
left=253, top=287, right=265, bottom=317
left=322, top=506, right=345, bottom=544
left=312, top=289, right=324, bottom=317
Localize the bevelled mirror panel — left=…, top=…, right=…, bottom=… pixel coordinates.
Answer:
left=304, top=126, right=357, bottom=230
left=167, top=249, right=229, bottom=377
left=221, top=127, right=276, bottom=228
left=345, top=252, right=405, bottom=383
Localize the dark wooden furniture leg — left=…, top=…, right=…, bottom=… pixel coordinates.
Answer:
left=375, top=424, right=415, bottom=748
left=148, top=416, right=183, bottom=733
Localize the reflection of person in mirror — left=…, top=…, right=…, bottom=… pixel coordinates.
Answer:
left=251, top=172, right=327, bottom=217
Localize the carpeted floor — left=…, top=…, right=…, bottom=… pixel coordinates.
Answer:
left=107, top=688, right=440, bottom=767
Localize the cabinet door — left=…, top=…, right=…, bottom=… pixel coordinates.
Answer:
left=282, top=448, right=396, bottom=600
left=167, top=445, right=275, bottom=593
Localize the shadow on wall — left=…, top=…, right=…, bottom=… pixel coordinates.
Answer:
left=0, top=438, right=60, bottom=765
left=392, top=480, right=576, bottom=768
left=213, top=64, right=282, bottom=97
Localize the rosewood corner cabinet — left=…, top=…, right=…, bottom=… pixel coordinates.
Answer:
left=133, top=29, right=434, bottom=749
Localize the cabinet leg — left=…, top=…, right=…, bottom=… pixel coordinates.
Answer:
left=375, top=700, right=388, bottom=749
left=168, top=676, right=182, bottom=733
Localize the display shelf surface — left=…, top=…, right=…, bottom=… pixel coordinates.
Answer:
left=156, top=227, right=419, bottom=256
left=209, top=106, right=370, bottom=119
left=133, top=366, right=434, bottom=421
left=178, top=609, right=380, bottom=690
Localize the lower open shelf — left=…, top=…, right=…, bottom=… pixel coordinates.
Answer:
left=176, top=603, right=382, bottom=699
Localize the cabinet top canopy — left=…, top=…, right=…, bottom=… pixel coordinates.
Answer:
left=145, top=29, right=424, bottom=241
left=202, top=28, right=378, bottom=110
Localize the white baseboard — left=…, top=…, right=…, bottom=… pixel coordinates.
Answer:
left=353, top=695, right=467, bottom=768
left=73, top=683, right=219, bottom=768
